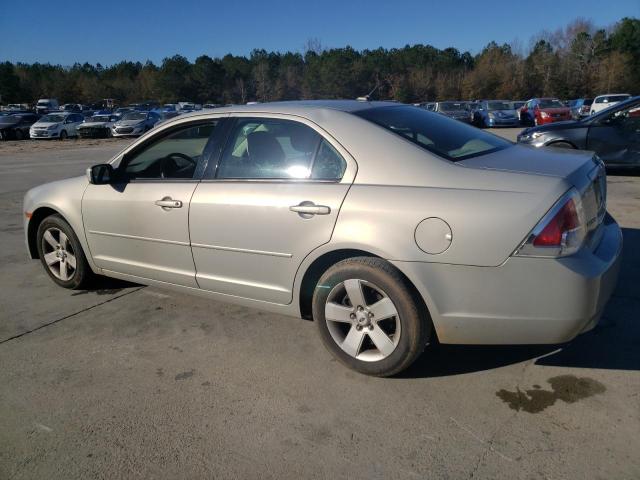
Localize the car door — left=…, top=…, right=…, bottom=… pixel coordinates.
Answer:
left=587, top=102, right=640, bottom=167
left=82, top=119, right=221, bottom=286
left=189, top=115, right=356, bottom=304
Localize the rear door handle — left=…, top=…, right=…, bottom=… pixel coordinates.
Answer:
left=155, top=197, right=183, bottom=209
left=290, top=202, right=331, bottom=217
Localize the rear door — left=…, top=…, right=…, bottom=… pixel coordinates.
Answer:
left=189, top=115, right=356, bottom=304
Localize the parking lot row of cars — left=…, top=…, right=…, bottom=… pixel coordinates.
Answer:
left=418, top=93, right=632, bottom=128
left=0, top=99, right=224, bottom=140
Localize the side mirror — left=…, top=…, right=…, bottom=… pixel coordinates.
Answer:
left=86, top=163, right=114, bottom=185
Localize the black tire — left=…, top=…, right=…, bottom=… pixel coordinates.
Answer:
left=548, top=141, right=575, bottom=149
left=15, top=129, right=24, bottom=140
left=312, top=257, right=430, bottom=377
left=36, top=214, right=94, bottom=289
left=59, top=130, right=68, bottom=140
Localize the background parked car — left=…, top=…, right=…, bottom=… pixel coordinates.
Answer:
left=35, top=98, right=59, bottom=115
left=0, top=113, right=40, bottom=140
left=111, top=110, right=161, bottom=137
left=590, top=94, right=631, bottom=115
left=569, top=98, right=594, bottom=119
left=77, top=114, right=118, bottom=138
left=472, top=100, right=519, bottom=128
left=517, top=96, right=640, bottom=168
left=29, top=112, right=84, bottom=139
left=520, top=98, right=571, bottom=126
left=61, top=103, right=82, bottom=113
left=433, top=101, right=472, bottom=123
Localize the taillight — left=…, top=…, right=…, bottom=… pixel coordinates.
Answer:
left=515, top=189, right=586, bottom=257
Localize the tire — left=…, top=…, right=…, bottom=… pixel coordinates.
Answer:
left=15, top=129, right=24, bottom=140
left=59, top=130, right=68, bottom=140
left=549, top=141, right=575, bottom=149
left=312, top=257, right=430, bottom=377
left=36, top=214, right=94, bottom=289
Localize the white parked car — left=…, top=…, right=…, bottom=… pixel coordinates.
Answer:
left=590, top=94, right=631, bottom=115
left=29, top=112, right=84, bottom=139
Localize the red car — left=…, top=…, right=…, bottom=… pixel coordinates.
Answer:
left=520, top=98, right=571, bottom=126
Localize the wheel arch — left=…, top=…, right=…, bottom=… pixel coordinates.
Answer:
left=297, top=249, right=434, bottom=339
left=27, top=206, right=64, bottom=258
left=545, top=140, right=577, bottom=149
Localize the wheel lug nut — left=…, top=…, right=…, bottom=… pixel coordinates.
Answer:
left=357, top=305, right=363, bottom=311
left=350, top=313, right=356, bottom=319
left=368, top=324, right=374, bottom=330
left=356, top=325, right=363, bottom=331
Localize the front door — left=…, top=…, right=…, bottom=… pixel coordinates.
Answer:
left=82, top=120, right=220, bottom=286
left=189, top=116, right=354, bottom=304
left=587, top=102, right=640, bottom=167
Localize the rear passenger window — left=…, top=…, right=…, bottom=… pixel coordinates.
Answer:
left=218, top=118, right=346, bottom=180
left=311, top=140, right=347, bottom=180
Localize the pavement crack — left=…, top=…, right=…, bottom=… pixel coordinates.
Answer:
left=0, top=286, right=145, bottom=345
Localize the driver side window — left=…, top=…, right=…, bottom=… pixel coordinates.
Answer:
left=121, top=122, right=217, bottom=180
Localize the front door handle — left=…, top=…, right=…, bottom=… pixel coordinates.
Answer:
left=155, top=197, right=183, bottom=209
left=290, top=202, right=331, bottom=218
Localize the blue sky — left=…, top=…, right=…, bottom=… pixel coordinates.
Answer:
left=2, top=0, right=639, bottom=65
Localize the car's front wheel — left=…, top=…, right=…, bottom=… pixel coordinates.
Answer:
left=59, top=130, right=68, bottom=140
left=36, top=214, right=94, bottom=289
left=313, top=257, right=430, bottom=377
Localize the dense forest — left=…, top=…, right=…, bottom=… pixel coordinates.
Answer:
left=1, top=17, right=638, bottom=106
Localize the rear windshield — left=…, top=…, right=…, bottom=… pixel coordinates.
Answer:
left=595, top=95, right=630, bottom=103
left=355, top=105, right=512, bottom=161
left=438, top=102, right=468, bottom=111
left=487, top=101, right=512, bottom=110
left=538, top=99, right=565, bottom=108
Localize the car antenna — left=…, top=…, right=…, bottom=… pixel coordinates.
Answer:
left=357, top=81, right=382, bottom=102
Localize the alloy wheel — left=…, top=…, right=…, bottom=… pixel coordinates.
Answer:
left=324, top=279, right=401, bottom=362
left=41, top=227, right=77, bottom=281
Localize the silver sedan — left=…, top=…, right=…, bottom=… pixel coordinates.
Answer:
left=23, top=101, right=622, bottom=376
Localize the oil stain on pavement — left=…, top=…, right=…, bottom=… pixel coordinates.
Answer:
left=496, top=375, right=606, bottom=413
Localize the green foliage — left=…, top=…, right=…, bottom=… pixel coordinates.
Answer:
left=1, top=18, right=638, bottom=106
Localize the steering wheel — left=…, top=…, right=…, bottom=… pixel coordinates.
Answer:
left=161, top=152, right=197, bottom=178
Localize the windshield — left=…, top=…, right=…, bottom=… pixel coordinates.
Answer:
left=438, top=102, right=467, bottom=111
left=539, top=99, right=565, bottom=108
left=88, top=115, right=111, bottom=122
left=122, top=112, right=147, bottom=121
left=486, top=101, right=512, bottom=111
left=355, top=106, right=511, bottom=161
left=512, top=102, right=525, bottom=109
left=37, top=100, right=51, bottom=106
left=39, top=114, right=64, bottom=123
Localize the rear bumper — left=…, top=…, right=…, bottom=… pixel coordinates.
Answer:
left=393, top=215, right=622, bottom=344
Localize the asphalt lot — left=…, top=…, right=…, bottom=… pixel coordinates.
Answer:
left=1, top=130, right=639, bottom=479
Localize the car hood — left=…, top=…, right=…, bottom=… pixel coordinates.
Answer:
left=488, top=109, right=517, bottom=117
left=521, top=120, right=584, bottom=135
left=114, top=120, right=144, bottom=127
left=539, top=107, right=569, bottom=114
left=79, top=121, right=112, bottom=128
left=32, top=122, right=60, bottom=128
left=458, top=144, right=597, bottom=182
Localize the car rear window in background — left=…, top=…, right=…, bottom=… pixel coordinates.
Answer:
left=487, top=102, right=512, bottom=110
left=538, top=99, right=565, bottom=108
left=355, top=105, right=512, bottom=161
left=438, top=102, right=467, bottom=111
left=595, top=95, right=630, bottom=103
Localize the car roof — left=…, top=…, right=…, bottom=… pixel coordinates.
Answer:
left=178, top=99, right=402, bottom=116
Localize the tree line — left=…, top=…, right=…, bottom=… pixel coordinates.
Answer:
left=1, top=17, right=638, bottom=106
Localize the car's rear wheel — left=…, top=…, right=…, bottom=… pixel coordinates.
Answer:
left=313, top=257, right=430, bottom=377
left=15, top=129, right=24, bottom=140
left=59, top=130, right=68, bottom=140
left=36, top=214, right=94, bottom=289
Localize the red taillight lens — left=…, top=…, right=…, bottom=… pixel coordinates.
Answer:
left=533, top=198, right=579, bottom=246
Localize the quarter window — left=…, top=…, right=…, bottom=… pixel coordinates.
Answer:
left=120, top=122, right=217, bottom=180
left=217, top=118, right=346, bottom=181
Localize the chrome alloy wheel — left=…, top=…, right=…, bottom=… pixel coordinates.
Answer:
left=41, top=227, right=77, bottom=281
left=324, top=279, right=401, bottom=362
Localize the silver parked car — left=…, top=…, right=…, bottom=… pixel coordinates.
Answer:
left=23, top=101, right=622, bottom=376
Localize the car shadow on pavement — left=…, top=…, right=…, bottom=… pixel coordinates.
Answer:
left=398, top=227, right=640, bottom=379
